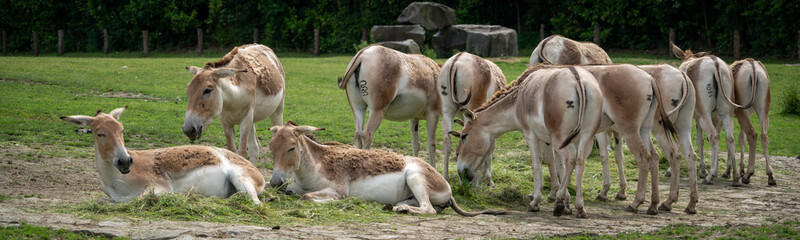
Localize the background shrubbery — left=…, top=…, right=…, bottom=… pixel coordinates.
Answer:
left=0, top=0, right=798, bottom=57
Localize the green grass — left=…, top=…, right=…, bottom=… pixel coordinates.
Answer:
left=0, top=222, right=127, bottom=239
left=0, top=52, right=798, bottom=232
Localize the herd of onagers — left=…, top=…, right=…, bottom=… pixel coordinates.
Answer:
left=60, top=34, right=771, bottom=218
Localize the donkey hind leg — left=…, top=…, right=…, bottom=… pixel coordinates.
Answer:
left=622, top=129, right=653, bottom=213
left=229, top=171, right=263, bottom=205
left=697, top=115, right=719, bottom=184
left=300, top=187, right=344, bottom=203
left=360, top=109, right=385, bottom=149
left=410, top=119, right=421, bottom=157
left=350, top=100, right=367, bottom=148
left=720, top=112, right=742, bottom=186
left=756, top=107, right=774, bottom=185
left=572, top=131, right=595, bottom=218
left=395, top=171, right=437, bottom=215
left=542, top=142, right=561, bottom=202
left=596, top=132, right=612, bottom=201
left=734, top=110, right=758, bottom=184
left=695, top=121, right=708, bottom=178
left=441, top=109, right=456, bottom=180
left=553, top=145, right=577, bottom=217
left=612, top=133, right=627, bottom=200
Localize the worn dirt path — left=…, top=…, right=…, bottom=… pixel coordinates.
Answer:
left=1, top=143, right=799, bottom=239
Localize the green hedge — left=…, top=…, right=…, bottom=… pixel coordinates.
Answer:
left=0, top=0, right=797, bottom=57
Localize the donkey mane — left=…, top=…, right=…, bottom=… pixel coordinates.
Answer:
left=205, top=44, right=259, bottom=68
left=474, top=85, right=520, bottom=113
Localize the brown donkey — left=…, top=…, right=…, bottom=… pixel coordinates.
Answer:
left=727, top=59, right=773, bottom=185
left=183, top=44, right=285, bottom=163
left=529, top=35, right=612, bottom=66
left=61, top=107, right=265, bottom=204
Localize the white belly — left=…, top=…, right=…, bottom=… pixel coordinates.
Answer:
left=348, top=172, right=412, bottom=204
left=171, top=165, right=233, bottom=198
left=384, top=92, right=427, bottom=121
left=253, top=89, right=284, bottom=122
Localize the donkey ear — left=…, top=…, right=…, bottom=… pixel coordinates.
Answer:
left=295, top=126, right=325, bottom=135
left=60, top=115, right=93, bottom=126
left=449, top=131, right=461, bottom=138
left=269, top=126, right=280, bottom=133
left=460, top=109, right=475, bottom=121
left=212, top=68, right=247, bottom=79
left=669, top=42, right=686, bottom=60
left=186, top=66, right=202, bottom=75
left=108, top=106, right=127, bottom=120
left=453, top=119, right=464, bottom=126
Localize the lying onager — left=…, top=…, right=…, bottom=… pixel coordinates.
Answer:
left=268, top=121, right=502, bottom=216
left=671, top=42, right=746, bottom=185
left=61, top=106, right=265, bottom=204
left=338, top=45, right=441, bottom=168
left=183, top=44, right=285, bottom=163
left=529, top=35, right=612, bottom=66
left=728, top=58, right=773, bottom=185
left=438, top=52, right=506, bottom=182
left=452, top=65, right=604, bottom=218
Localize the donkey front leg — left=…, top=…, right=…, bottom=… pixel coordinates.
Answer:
left=410, top=119, right=421, bottom=157
left=300, top=187, right=345, bottom=203
left=735, top=110, right=758, bottom=184
left=595, top=132, right=612, bottom=201
left=221, top=117, right=237, bottom=153
left=238, top=110, right=257, bottom=162
left=425, top=113, right=439, bottom=173
left=525, top=133, right=544, bottom=212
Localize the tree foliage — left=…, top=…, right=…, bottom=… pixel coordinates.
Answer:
left=0, top=0, right=797, bottom=58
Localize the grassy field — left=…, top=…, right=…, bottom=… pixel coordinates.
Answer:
left=0, top=51, right=798, bottom=233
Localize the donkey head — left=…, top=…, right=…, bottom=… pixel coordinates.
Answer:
left=268, top=121, right=325, bottom=188
left=182, top=65, right=246, bottom=141
left=449, top=109, right=492, bottom=188
left=61, top=107, right=133, bottom=174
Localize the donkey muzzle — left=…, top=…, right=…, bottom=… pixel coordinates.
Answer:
left=114, top=156, right=133, bottom=174
left=182, top=125, right=203, bottom=141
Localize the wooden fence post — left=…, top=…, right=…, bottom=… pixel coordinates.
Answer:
left=593, top=23, right=600, bottom=45
left=33, top=31, right=39, bottom=56
left=361, top=28, right=368, bottom=42
left=540, top=24, right=545, bottom=42
left=797, top=30, right=799, bottom=61
left=57, top=29, right=64, bottom=56
left=2, top=31, right=6, bottom=56
left=197, top=28, right=203, bottom=56
left=314, top=28, right=320, bottom=56
left=103, top=29, right=109, bottom=55
left=142, top=30, right=149, bottom=57
left=253, top=28, right=258, bottom=43
left=733, top=30, right=741, bottom=60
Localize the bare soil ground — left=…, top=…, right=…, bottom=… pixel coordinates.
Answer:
left=1, top=143, right=799, bottom=239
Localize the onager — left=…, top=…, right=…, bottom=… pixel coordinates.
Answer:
left=183, top=44, right=285, bottom=163
left=338, top=45, right=441, bottom=167
left=537, top=64, right=679, bottom=215
left=596, top=64, right=699, bottom=214
left=438, top=52, right=506, bottom=181
left=452, top=65, right=604, bottom=218
left=727, top=59, right=773, bottom=185
left=529, top=35, right=613, bottom=66
left=268, top=122, right=501, bottom=216
left=61, top=107, right=265, bottom=204
left=671, top=42, right=748, bottom=186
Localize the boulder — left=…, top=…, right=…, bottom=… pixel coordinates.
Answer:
left=376, top=39, right=421, bottom=54
left=433, top=24, right=518, bottom=58
left=370, top=25, right=425, bottom=47
left=397, top=2, right=456, bottom=30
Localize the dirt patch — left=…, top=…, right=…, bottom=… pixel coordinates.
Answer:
left=1, top=144, right=799, bottom=238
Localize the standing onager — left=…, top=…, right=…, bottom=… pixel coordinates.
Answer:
left=452, top=66, right=604, bottom=218
left=538, top=64, right=679, bottom=215
left=671, top=42, right=748, bottom=185
left=268, top=122, right=502, bottom=216
left=60, top=107, right=266, bottom=204
left=727, top=59, right=773, bottom=185
left=595, top=64, right=698, bottom=214
left=438, top=52, right=506, bottom=181
left=183, top=44, right=285, bottom=163
left=529, top=35, right=613, bottom=66
left=338, top=45, right=441, bottom=167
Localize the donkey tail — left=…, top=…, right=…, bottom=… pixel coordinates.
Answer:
left=449, top=197, right=506, bottom=217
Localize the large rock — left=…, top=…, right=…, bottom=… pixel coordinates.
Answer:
left=376, top=39, right=421, bottom=54
left=433, top=24, right=518, bottom=58
left=397, top=2, right=456, bottom=30
left=370, top=25, right=425, bottom=47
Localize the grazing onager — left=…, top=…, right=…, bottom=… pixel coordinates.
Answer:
left=727, top=59, right=773, bottom=185
left=453, top=65, right=604, bottom=218
left=529, top=35, right=613, bottom=66
left=61, top=107, right=265, bottom=204
left=671, top=42, right=748, bottom=186
left=438, top=52, right=506, bottom=181
left=338, top=45, right=441, bottom=167
left=268, top=122, right=502, bottom=216
left=183, top=44, right=285, bottom=163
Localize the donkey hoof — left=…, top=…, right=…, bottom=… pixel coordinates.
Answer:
left=615, top=194, right=627, bottom=201
left=624, top=206, right=638, bottom=213
left=646, top=208, right=658, bottom=215
left=721, top=173, right=730, bottom=179
left=684, top=207, right=697, bottom=215
left=576, top=209, right=588, bottom=219
left=393, top=206, right=410, bottom=214
left=547, top=196, right=557, bottom=202
left=553, top=203, right=565, bottom=216
left=701, top=179, right=714, bottom=185
left=595, top=195, right=609, bottom=201
left=382, top=204, right=394, bottom=211
left=768, top=177, right=777, bottom=186
left=658, top=203, right=672, bottom=212
left=564, top=206, right=573, bottom=215
left=742, top=177, right=751, bottom=185
left=665, top=171, right=671, bottom=177
left=528, top=205, right=540, bottom=212
left=732, top=181, right=743, bottom=187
